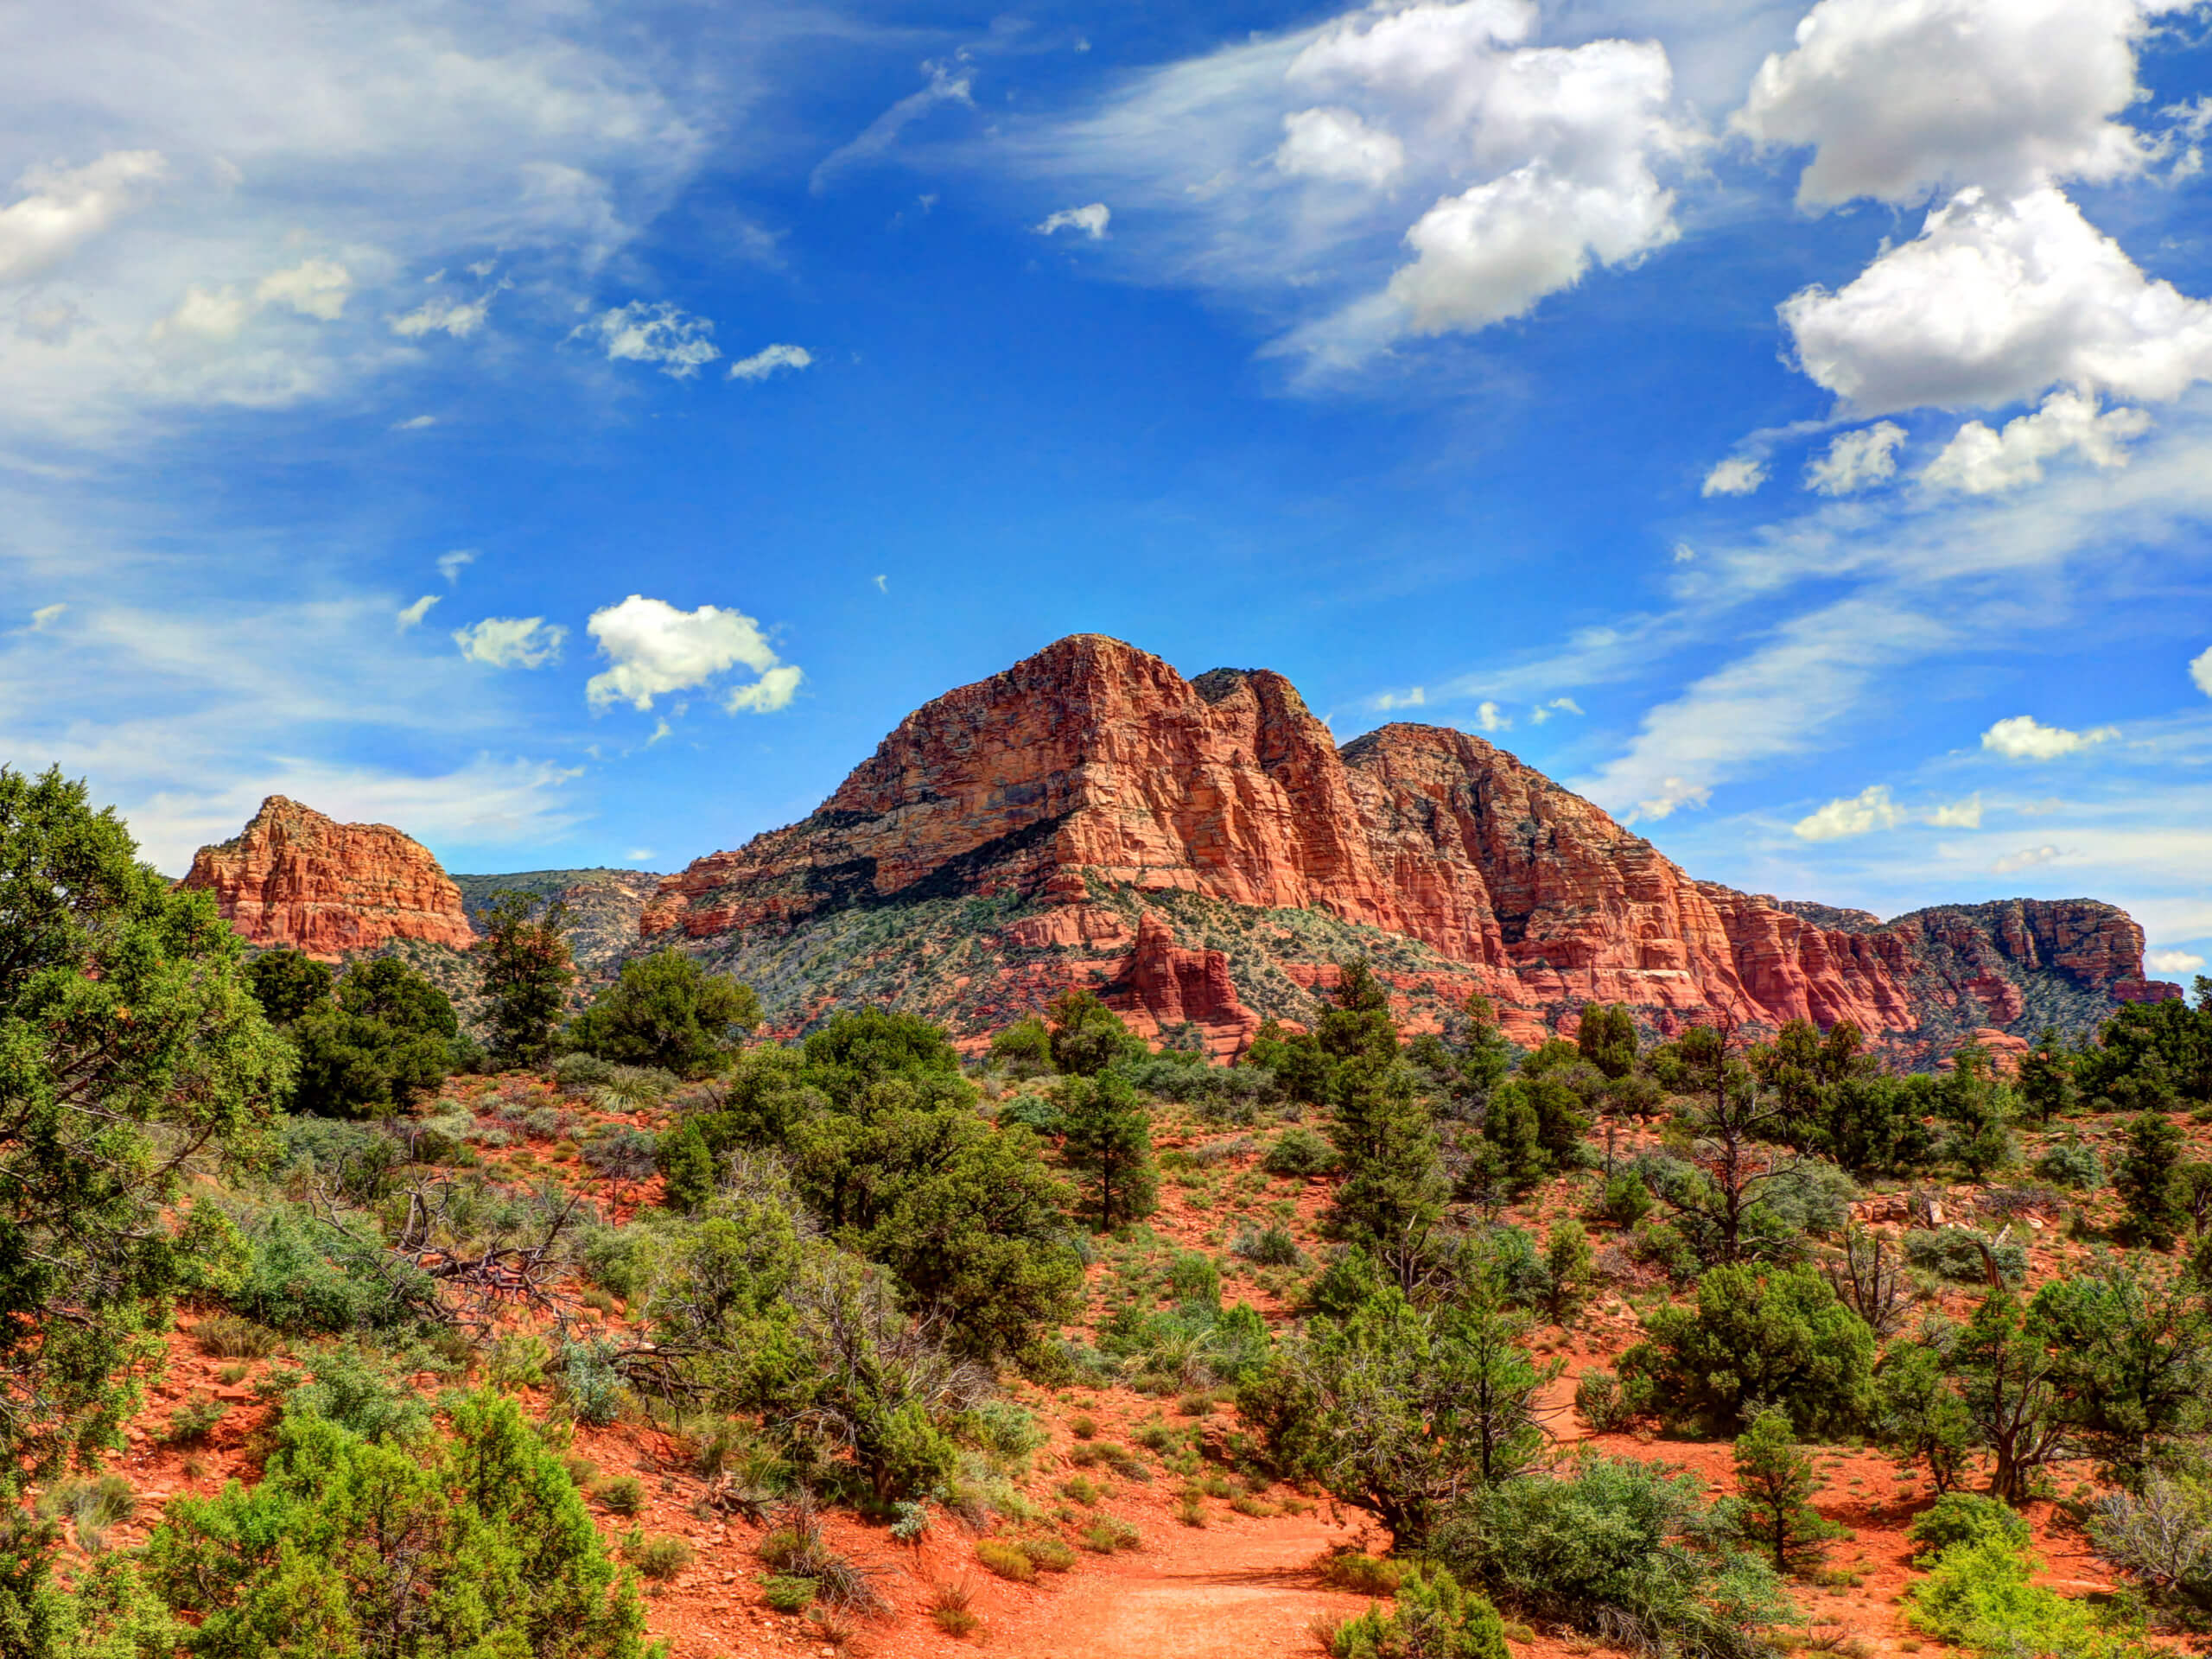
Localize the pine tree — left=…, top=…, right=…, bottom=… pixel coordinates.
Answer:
left=1729, top=1407, right=1847, bottom=1575
left=478, top=889, right=576, bottom=1065
left=1060, top=1069, right=1157, bottom=1229
left=2117, top=1109, right=2188, bottom=1249
left=659, top=1120, right=715, bottom=1212
left=1326, top=1052, right=1447, bottom=1268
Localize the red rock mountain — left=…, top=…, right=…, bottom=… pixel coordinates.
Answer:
left=645, top=635, right=2174, bottom=1054
left=183, top=796, right=476, bottom=959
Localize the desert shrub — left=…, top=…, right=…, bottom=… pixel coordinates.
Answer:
left=1593, top=1168, right=1655, bottom=1227
left=1023, top=1535, right=1078, bottom=1572
left=1438, top=1452, right=1792, bottom=1659
left=557, top=1340, right=626, bottom=1427
left=482, top=1332, right=550, bottom=1393
left=193, top=1314, right=280, bottom=1359
left=1080, top=1516, right=1141, bottom=1553
left=281, top=1344, right=433, bottom=1444
left=1233, top=1224, right=1302, bottom=1267
left=289, top=957, right=459, bottom=1118
left=760, top=1574, right=816, bottom=1613
left=1060, top=1475, right=1103, bottom=1506
left=228, top=1204, right=436, bottom=1336
left=929, top=1576, right=981, bottom=1637
left=1909, top=1492, right=2031, bottom=1566
left=1906, top=1539, right=2149, bottom=1658
left=625, top=1534, right=692, bottom=1582
left=975, top=1540, right=1034, bottom=1583
left=1904, top=1227, right=2027, bottom=1285
left=990, top=1016, right=1054, bottom=1078
left=1326, top=1563, right=1510, bottom=1659
left=592, top=1475, right=646, bottom=1516
left=568, top=950, right=761, bottom=1077
left=1618, top=1262, right=1875, bottom=1433
left=1320, top=1554, right=1406, bottom=1597
left=1573, top=1370, right=1638, bottom=1433
left=1048, top=989, right=1147, bottom=1077
left=551, top=1052, right=623, bottom=1093
left=997, top=1094, right=1065, bottom=1135
left=160, top=1393, right=228, bottom=1446
left=140, top=1390, right=652, bottom=1659
left=2034, top=1141, right=2104, bottom=1191
left=38, top=1474, right=137, bottom=1554
left=1263, top=1127, right=1338, bottom=1178
left=1167, top=1251, right=1222, bottom=1306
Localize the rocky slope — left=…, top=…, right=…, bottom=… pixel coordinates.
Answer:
left=181, top=797, right=476, bottom=959
left=450, top=868, right=664, bottom=981
left=644, top=635, right=2176, bottom=1054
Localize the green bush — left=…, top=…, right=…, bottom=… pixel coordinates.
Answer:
left=1319, top=1554, right=1405, bottom=1597
left=1234, top=1224, right=1302, bottom=1266
left=1908, top=1493, right=2031, bottom=1567
left=592, top=1475, right=646, bottom=1517
left=1439, top=1453, right=1791, bottom=1659
left=566, top=950, right=760, bottom=1077
left=1080, top=1515, right=1141, bottom=1553
left=160, top=1393, right=228, bottom=1446
left=1906, top=1539, right=2148, bottom=1658
left=139, top=1391, right=652, bottom=1658
left=975, top=1540, right=1034, bottom=1582
left=228, top=1205, right=437, bottom=1336
left=1618, top=1262, right=1875, bottom=1433
left=759, top=1574, right=817, bottom=1613
left=289, top=957, right=458, bottom=1118
left=1573, top=1370, right=1638, bottom=1434
left=1594, top=1168, right=1655, bottom=1226
left=1167, top=1251, right=1222, bottom=1306
left=558, top=1341, right=626, bottom=1427
left=1903, top=1227, right=2027, bottom=1285
left=1327, top=1563, right=1509, bottom=1659
left=1262, top=1127, right=1338, bottom=1178
left=2034, top=1141, right=2104, bottom=1191
left=625, top=1533, right=692, bottom=1582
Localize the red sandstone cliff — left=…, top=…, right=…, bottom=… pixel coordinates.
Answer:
left=183, top=797, right=476, bottom=959
left=643, top=635, right=2171, bottom=1052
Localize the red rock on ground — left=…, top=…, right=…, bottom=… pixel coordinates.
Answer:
left=182, top=795, right=476, bottom=959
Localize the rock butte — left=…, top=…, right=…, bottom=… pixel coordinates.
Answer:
left=642, top=634, right=2177, bottom=1053
left=182, top=796, right=476, bottom=959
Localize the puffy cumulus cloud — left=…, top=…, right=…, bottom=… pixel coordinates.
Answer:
left=1702, top=455, right=1766, bottom=496
left=1992, top=843, right=2063, bottom=874
left=1793, top=783, right=1906, bottom=841
left=1021, top=0, right=1699, bottom=368
left=1036, top=202, right=1110, bottom=238
left=2150, top=948, right=2207, bottom=974
left=583, top=594, right=800, bottom=715
left=1929, top=794, right=1983, bottom=829
left=1274, top=107, right=1405, bottom=186
left=150, top=285, right=251, bottom=342
left=1782, top=188, right=2212, bottom=416
left=255, top=258, right=350, bottom=321
left=2193, top=645, right=2212, bottom=697
left=728, top=343, right=812, bottom=383
left=1734, top=0, right=2175, bottom=208
left=395, top=594, right=438, bottom=631
left=1980, top=714, right=2120, bottom=760
left=1805, top=422, right=1904, bottom=494
left=1922, top=390, right=2152, bottom=493
left=1374, top=685, right=1427, bottom=710
left=1529, top=696, right=1582, bottom=723
left=453, top=616, right=566, bottom=669
left=1474, top=700, right=1510, bottom=732
left=437, top=550, right=476, bottom=584
left=571, top=301, right=720, bottom=378
left=0, top=151, right=164, bottom=283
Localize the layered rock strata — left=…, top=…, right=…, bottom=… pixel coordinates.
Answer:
left=644, top=635, right=2172, bottom=1053
left=183, top=797, right=476, bottom=959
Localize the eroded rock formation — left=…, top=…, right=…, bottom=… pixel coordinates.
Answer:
left=645, top=635, right=2173, bottom=1054
left=183, top=796, right=475, bottom=959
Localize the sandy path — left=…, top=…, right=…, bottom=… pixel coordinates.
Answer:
left=992, top=1514, right=1371, bottom=1659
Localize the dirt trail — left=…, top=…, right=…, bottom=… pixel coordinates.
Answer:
left=991, top=1514, right=1370, bottom=1659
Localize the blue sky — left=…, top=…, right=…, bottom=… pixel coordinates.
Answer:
left=4, top=0, right=2212, bottom=977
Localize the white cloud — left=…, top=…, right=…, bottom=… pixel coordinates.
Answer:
left=437, top=550, right=476, bottom=584
left=584, top=594, right=799, bottom=714
left=1734, top=0, right=2171, bottom=208
left=1805, top=422, right=1904, bottom=494
left=2192, top=645, right=2212, bottom=697
left=1702, top=455, right=1767, bottom=496
left=255, top=258, right=350, bottom=321
left=1529, top=696, right=1583, bottom=723
left=1475, top=700, right=1510, bottom=732
left=0, top=151, right=164, bottom=283
left=1991, top=843, right=2063, bottom=874
left=1922, top=390, right=2152, bottom=493
left=453, top=616, right=566, bottom=669
left=1980, top=713, right=2120, bottom=759
left=391, top=292, right=494, bottom=340
left=571, top=300, right=720, bottom=378
left=725, top=664, right=803, bottom=714
left=625, top=847, right=657, bottom=862
left=1036, top=203, right=1110, bottom=239
left=813, top=56, right=975, bottom=192
left=1792, top=783, right=1906, bottom=841
left=2149, top=948, right=2207, bottom=975
left=395, top=594, right=438, bottom=631
left=1929, top=794, right=1982, bottom=829
left=1782, top=187, right=2212, bottom=416
left=150, top=285, right=251, bottom=341
left=1020, top=0, right=1700, bottom=368
left=1274, top=108, right=1405, bottom=186
left=1375, top=685, right=1427, bottom=710
left=391, top=414, right=437, bottom=431
left=28, top=604, right=64, bottom=632
left=727, top=343, right=812, bottom=382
